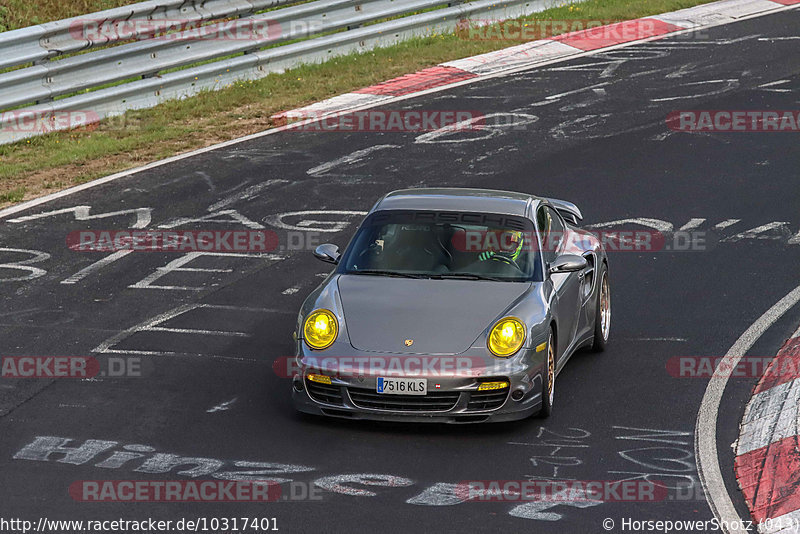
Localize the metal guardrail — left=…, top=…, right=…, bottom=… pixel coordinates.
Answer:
left=0, top=0, right=294, bottom=70
left=0, top=0, right=557, bottom=145
left=1, top=0, right=447, bottom=109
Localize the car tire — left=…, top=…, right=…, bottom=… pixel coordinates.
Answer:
left=591, top=265, right=611, bottom=352
left=538, top=328, right=556, bottom=418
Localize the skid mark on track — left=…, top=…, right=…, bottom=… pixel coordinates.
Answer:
left=307, top=145, right=400, bottom=176
left=626, top=337, right=688, bottom=342
left=207, top=179, right=288, bottom=212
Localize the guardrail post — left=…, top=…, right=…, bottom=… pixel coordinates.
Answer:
left=347, top=4, right=362, bottom=31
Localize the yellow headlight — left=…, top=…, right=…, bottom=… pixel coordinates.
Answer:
left=303, top=309, right=338, bottom=350
left=488, top=317, right=525, bottom=357
left=307, top=373, right=332, bottom=385
left=477, top=381, right=510, bottom=391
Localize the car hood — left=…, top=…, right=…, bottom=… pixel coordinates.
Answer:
left=337, top=275, right=531, bottom=354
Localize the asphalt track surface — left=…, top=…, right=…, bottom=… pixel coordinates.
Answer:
left=1, top=9, right=800, bottom=533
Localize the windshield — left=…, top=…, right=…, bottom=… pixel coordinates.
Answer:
left=338, top=210, right=542, bottom=281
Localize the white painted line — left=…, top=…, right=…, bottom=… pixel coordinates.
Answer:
left=679, top=218, right=706, bottom=231
left=723, top=222, right=793, bottom=243
left=102, top=349, right=180, bottom=356
left=758, top=79, right=793, bottom=93
left=102, top=348, right=261, bottom=362
left=93, top=303, right=200, bottom=353
left=630, top=337, right=688, bottom=342
left=714, top=219, right=741, bottom=230
left=7, top=205, right=152, bottom=228
left=207, top=397, right=238, bottom=413
left=93, top=302, right=294, bottom=360
left=158, top=208, right=265, bottom=229
left=507, top=441, right=589, bottom=447
left=585, top=217, right=674, bottom=233
left=128, top=252, right=283, bottom=291
left=147, top=326, right=251, bottom=337
left=695, top=283, right=800, bottom=534
left=282, top=287, right=300, bottom=295
left=61, top=250, right=133, bottom=285
left=198, top=304, right=295, bottom=314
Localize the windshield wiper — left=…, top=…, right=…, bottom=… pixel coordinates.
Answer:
left=350, top=269, right=429, bottom=279
left=428, top=273, right=506, bottom=282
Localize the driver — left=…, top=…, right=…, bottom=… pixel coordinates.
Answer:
left=478, top=230, right=524, bottom=263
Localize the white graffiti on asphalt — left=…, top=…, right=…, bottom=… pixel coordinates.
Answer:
left=2, top=207, right=799, bottom=290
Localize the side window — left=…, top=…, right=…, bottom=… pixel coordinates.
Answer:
left=536, top=207, right=554, bottom=264
left=538, top=206, right=565, bottom=264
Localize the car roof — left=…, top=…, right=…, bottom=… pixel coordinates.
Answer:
left=372, top=188, right=541, bottom=218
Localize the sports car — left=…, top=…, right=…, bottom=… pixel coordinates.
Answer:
left=291, top=188, right=610, bottom=423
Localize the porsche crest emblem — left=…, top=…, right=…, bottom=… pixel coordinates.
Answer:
left=404, top=339, right=414, bottom=347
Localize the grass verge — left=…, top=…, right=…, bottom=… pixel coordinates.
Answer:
left=0, top=0, right=716, bottom=208
left=0, top=0, right=139, bottom=31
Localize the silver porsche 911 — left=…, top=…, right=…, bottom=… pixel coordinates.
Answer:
left=291, top=188, right=610, bottom=423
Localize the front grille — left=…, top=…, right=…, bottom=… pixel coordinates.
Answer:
left=467, top=389, right=509, bottom=411
left=305, top=379, right=344, bottom=405
left=348, top=388, right=460, bottom=412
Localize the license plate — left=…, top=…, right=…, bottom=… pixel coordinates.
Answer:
left=376, top=377, right=427, bottom=395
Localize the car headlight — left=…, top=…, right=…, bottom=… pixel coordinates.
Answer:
left=303, top=309, right=338, bottom=350
left=488, top=317, right=526, bottom=357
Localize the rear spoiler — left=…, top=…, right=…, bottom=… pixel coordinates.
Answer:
left=544, top=198, right=583, bottom=225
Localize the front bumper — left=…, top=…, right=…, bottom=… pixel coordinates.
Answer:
left=291, top=344, right=546, bottom=424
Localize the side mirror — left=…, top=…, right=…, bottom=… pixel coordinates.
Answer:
left=549, top=254, right=587, bottom=274
left=313, top=244, right=340, bottom=265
